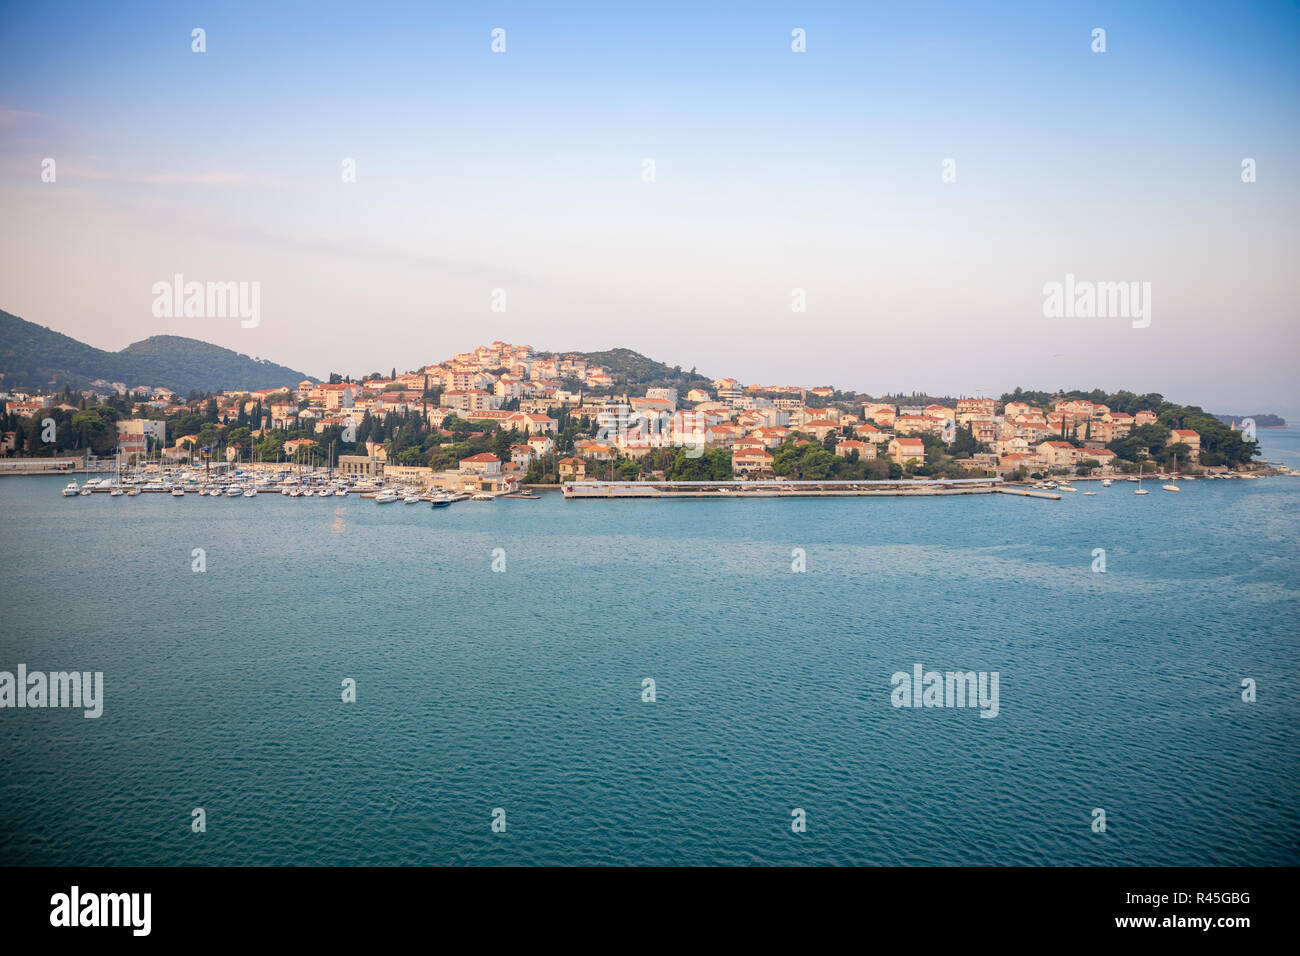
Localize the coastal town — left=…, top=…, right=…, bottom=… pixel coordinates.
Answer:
left=0, top=339, right=1274, bottom=500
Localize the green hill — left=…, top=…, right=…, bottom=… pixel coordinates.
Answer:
left=536, top=347, right=710, bottom=390
left=0, top=309, right=314, bottom=395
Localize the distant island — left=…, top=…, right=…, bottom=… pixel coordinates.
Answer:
left=1214, top=412, right=1288, bottom=428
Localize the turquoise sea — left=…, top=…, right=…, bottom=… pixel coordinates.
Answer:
left=1, top=431, right=1297, bottom=866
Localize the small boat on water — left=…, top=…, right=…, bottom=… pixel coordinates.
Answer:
left=334, top=488, right=347, bottom=496
left=1101, top=479, right=1112, bottom=487
left=170, top=487, right=185, bottom=497
left=109, top=486, right=123, bottom=497
left=431, top=494, right=452, bottom=508
left=62, top=481, right=79, bottom=497
left=1164, top=454, right=1182, bottom=492
left=126, top=488, right=140, bottom=497
left=243, top=487, right=258, bottom=498
left=1135, top=463, right=1150, bottom=494
left=471, top=493, right=494, bottom=501
left=403, top=494, right=421, bottom=504
left=226, top=486, right=243, bottom=497
left=374, top=490, right=399, bottom=504
left=1083, top=491, right=1096, bottom=496
left=79, top=487, right=92, bottom=496
left=318, top=489, right=330, bottom=497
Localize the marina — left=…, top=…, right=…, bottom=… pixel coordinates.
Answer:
left=50, top=467, right=1292, bottom=506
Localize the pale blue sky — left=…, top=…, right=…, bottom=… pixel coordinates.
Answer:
left=1, top=1, right=1297, bottom=414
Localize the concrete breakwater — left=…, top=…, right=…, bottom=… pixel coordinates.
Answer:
left=558, top=477, right=1061, bottom=500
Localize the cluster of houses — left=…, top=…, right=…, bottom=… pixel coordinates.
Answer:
left=554, top=392, right=1196, bottom=481
left=3, top=343, right=1201, bottom=486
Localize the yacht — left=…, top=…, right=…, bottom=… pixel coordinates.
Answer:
left=374, top=490, right=400, bottom=504
left=1164, top=455, right=1181, bottom=492
left=62, top=481, right=79, bottom=497
left=403, top=493, right=421, bottom=504
left=79, top=486, right=93, bottom=496
left=243, top=486, right=258, bottom=498
left=431, top=494, right=452, bottom=509
left=471, top=492, right=494, bottom=501
left=318, top=488, right=330, bottom=497
left=170, top=487, right=185, bottom=497
left=109, top=486, right=124, bottom=497
left=1134, top=463, right=1150, bottom=495
left=226, top=485, right=243, bottom=497
left=1101, top=479, right=1112, bottom=487
left=126, top=488, right=140, bottom=497
left=334, top=488, right=348, bottom=497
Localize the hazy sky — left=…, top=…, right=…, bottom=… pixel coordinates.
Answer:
left=1, top=1, right=1297, bottom=414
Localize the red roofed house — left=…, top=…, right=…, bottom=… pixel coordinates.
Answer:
left=888, top=437, right=925, bottom=467
left=459, top=453, right=502, bottom=476
left=558, top=457, right=586, bottom=480
left=1037, top=441, right=1079, bottom=468
left=731, top=447, right=775, bottom=477
left=1168, top=429, right=1201, bottom=460
left=834, top=439, right=876, bottom=460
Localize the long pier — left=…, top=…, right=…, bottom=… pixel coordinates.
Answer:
left=560, top=477, right=1056, bottom=500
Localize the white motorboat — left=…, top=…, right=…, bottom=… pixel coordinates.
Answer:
left=374, top=490, right=400, bottom=504
left=403, top=494, right=421, bottom=504
left=471, top=493, right=494, bottom=501
left=170, top=487, right=185, bottom=497
left=1101, top=479, right=1112, bottom=487
left=334, top=488, right=347, bottom=497
left=109, top=486, right=124, bottom=497
left=243, top=487, right=257, bottom=498
left=62, top=481, right=79, bottom=497
left=1083, top=491, right=1096, bottom=496
left=1162, top=483, right=1180, bottom=493
left=318, top=489, right=330, bottom=497
left=126, top=488, right=140, bottom=496
left=226, top=486, right=243, bottom=497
